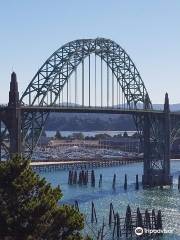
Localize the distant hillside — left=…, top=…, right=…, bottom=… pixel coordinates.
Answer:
left=153, top=103, right=180, bottom=111
left=133, top=103, right=180, bottom=111
left=45, top=103, right=180, bottom=131
left=45, top=113, right=135, bottom=131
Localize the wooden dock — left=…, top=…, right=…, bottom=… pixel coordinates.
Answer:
left=31, top=157, right=142, bottom=172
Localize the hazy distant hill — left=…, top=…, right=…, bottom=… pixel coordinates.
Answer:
left=45, top=113, right=135, bottom=131
left=153, top=103, right=180, bottom=111
left=131, top=103, right=180, bottom=111
left=44, top=103, right=180, bottom=131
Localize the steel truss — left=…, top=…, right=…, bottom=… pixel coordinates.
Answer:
left=0, top=119, right=10, bottom=160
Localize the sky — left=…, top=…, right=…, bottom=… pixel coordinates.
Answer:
left=0, top=0, right=180, bottom=104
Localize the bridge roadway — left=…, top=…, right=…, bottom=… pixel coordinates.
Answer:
left=0, top=105, right=180, bottom=116
left=1, top=105, right=180, bottom=119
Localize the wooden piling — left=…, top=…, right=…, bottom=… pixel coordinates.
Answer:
left=144, top=209, right=151, bottom=229
left=112, top=174, right=116, bottom=190
left=68, top=170, right=73, bottom=185
left=112, top=214, right=117, bottom=239
left=99, top=174, right=102, bottom=188
left=116, top=213, right=121, bottom=238
left=136, top=207, right=143, bottom=227
left=68, top=170, right=71, bottom=184
left=78, top=171, right=82, bottom=185
left=135, top=174, right=139, bottom=190
left=74, top=200, right=79, bottom=212
left=156, top=210, right=162, bottom=230
left=86, top=170, right=89, bottom=184
left=152, top=209, right=157, bottom=229
left=91, top=201, right=97, bottom=223
left=97, top=230, right=101, bottom=240
left=124, top=174, right=127, bottom=190
left=100, top=219, right=105, bottom=240
left=91, top=170, right=95, bottom=187
left=125, top=205, right=132, bottom=237
left=82, top=170, right=87, bottom=185
left=73, top=170, right=77, bottom=184
left=178, top=175, right=180, bottom=190
left=108, top=202, right=115, bottom=226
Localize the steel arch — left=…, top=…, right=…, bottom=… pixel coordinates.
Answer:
left=21, top=38, right=151, bottom=108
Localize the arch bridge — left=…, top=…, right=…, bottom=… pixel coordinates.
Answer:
left=0, top=37, right=179, bottom=187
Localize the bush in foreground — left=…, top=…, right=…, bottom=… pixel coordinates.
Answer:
left=0, top=156, right=90, bottom=240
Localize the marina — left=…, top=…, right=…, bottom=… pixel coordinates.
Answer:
left=32, top=146, right=141, bottom=161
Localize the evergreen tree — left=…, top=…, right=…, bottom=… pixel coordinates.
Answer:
left=72, top=133, right=84, bottom=140
left=123, top=131, right=128, bottom=137
left=55, top=130, right=62, bottom=139
left=0, top=156, right=89, bottom=240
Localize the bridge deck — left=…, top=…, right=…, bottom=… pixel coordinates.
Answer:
left=0, top=105, right=180, bottom=116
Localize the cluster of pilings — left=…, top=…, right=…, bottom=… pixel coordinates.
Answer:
left=74, top=201, right=163, bottom=239
left=104, top=173, right=140, bottom=190
left=68, top=170, right=96, bottom=186
left=68, top=170, right=89, bottom=185
left=108, top=204, right=163, bottom=238
left=68, top=170, right=140, bottom=191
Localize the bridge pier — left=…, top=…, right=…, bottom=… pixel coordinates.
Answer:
left=142, top=93, right=172, bottom=187
left=0, top=73, right=22, bottom=159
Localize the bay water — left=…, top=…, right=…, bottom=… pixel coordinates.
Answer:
left=40, top=160, right=180, bottom=239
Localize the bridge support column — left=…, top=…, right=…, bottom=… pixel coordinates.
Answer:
left=163, top=93, right=172, bottom=185
left=7, top=72, right=21, bottom=158
left=142, top=93, right=172, bottom=187
left=142, top=96, right=151, bottom=186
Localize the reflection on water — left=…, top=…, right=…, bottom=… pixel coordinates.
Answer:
left=40, top=160, right=180, bottom=239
